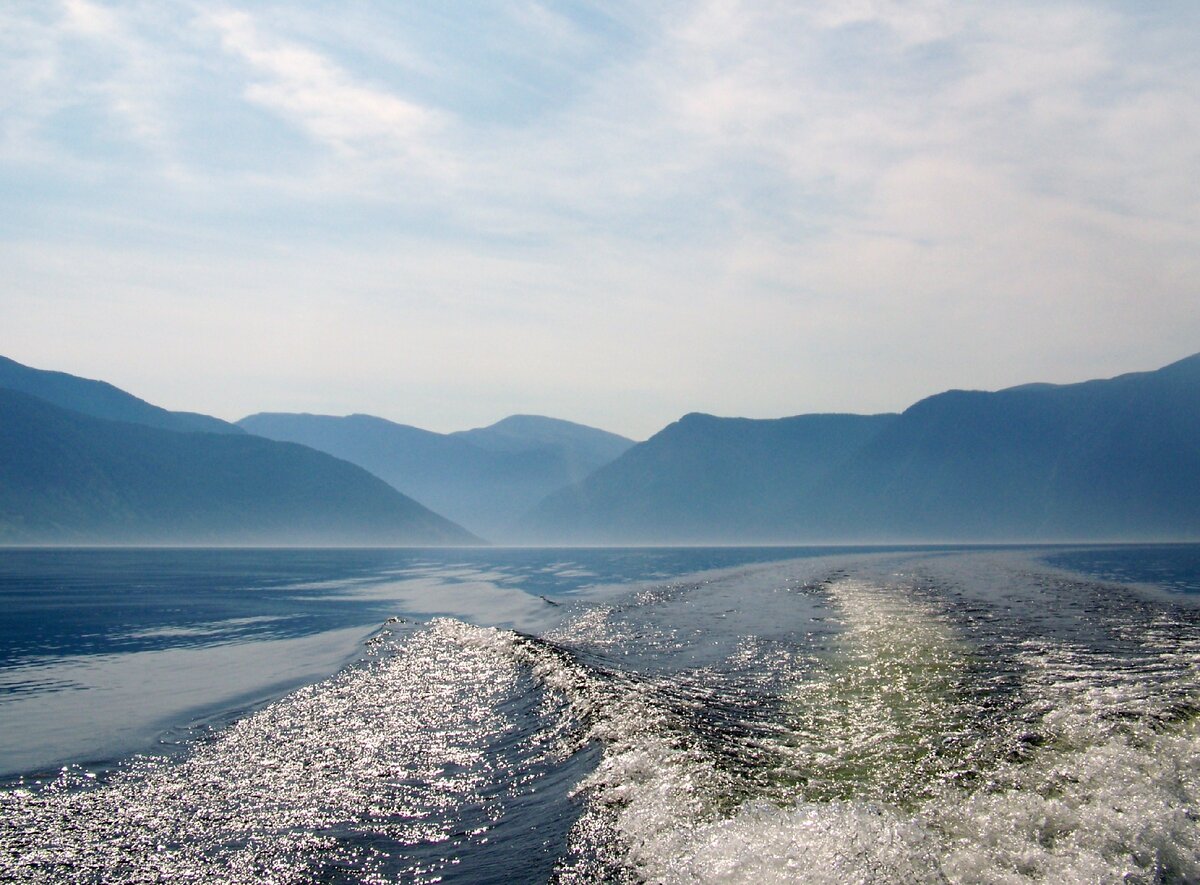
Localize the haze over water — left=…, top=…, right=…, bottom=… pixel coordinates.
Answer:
left=2, top=544, right=1198, bottom=882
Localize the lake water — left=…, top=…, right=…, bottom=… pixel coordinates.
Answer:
left=1, top=544, right=1198, bottom=882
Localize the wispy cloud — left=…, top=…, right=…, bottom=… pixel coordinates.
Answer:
left=205, top=10, right=443, bottom=163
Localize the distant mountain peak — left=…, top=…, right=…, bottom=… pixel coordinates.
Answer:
left=479, top=413, right=565, bottom=429
left=468, top=413, right=634, bottom=440
left=239, top=411, right=635, bottom=539
left=452, top=414, right=635, bottom=470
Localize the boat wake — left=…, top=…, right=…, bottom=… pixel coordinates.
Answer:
left=2, top=552, right=1198, bottom=882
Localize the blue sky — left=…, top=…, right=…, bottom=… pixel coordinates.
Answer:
left=3, top=1, right=1198, bottom=438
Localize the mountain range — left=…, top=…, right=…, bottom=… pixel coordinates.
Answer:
left=0, top=359, right=475, bottom=545
left=1, top=351, right=1198, bottom=545
left=236, top=412, right=633, bottom=540
left=524, top=353, right=1200, bottom=543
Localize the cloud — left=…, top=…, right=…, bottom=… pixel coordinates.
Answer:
left=0, top=0, right=192, bottom=182
left=62, top=0, right=119, bottom=36
left=206, top=10, right=443, bottom=164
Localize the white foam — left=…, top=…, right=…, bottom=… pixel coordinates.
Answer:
left=657, top=801, right=943, bottom=884
left=529, top=577, right=1200, bottom=884
left=933, top=640, right=1200, bottom=883
left=540, top=579, right=959, bottom=882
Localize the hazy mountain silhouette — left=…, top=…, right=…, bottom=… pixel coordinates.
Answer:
left=0, top=389, right=477, bottom=546
left=816, top=352, right=1200, bottom=541
left=524, top=353, right=1200, bottom=543
left=237, top=413, right=634, bottom=539
left=522, top=412, right=897, bottom=543
left=7, top=350, right=1196, bottom=545
left=0, top=355, right=241, bottom=435
left=451, top=414, right=632, bottom=467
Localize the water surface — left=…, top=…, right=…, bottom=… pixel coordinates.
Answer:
left=2, top=544, right=1198, bottom=882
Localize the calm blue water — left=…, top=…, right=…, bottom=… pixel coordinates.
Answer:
left=1043, top=543, right=1200, bottom=594
left=2, top=544, right=1198, bottom=883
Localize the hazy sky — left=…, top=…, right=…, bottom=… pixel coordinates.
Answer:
left=3, top=1, right=1198, bottom=439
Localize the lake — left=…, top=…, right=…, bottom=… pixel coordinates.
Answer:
left=2, top=544, right=1198, bottom=882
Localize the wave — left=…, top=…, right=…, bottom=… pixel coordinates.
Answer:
left=525, top=574, right=1200, bottom=883
left=0, top=619, right=582, bottom=882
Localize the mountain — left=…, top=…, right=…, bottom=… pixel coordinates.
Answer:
left=815, top=352, right=1200, bottom=541
left=237, top=413, right=635, bottom=539
left=451, top=414, right=632, bottom=468
left=523, top=353, right=1200, bottom=543
left=522, top=412, right=897, bottom=543
left=0, top=355, right=242, bottom=435
left=0, top=388, right=478, bottom=546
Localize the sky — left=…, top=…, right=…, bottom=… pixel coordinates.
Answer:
left=2, top=1, right=1198, bottom=440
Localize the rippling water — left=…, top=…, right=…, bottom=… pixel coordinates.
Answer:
left=2, top=545, right=1198, bottom=882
